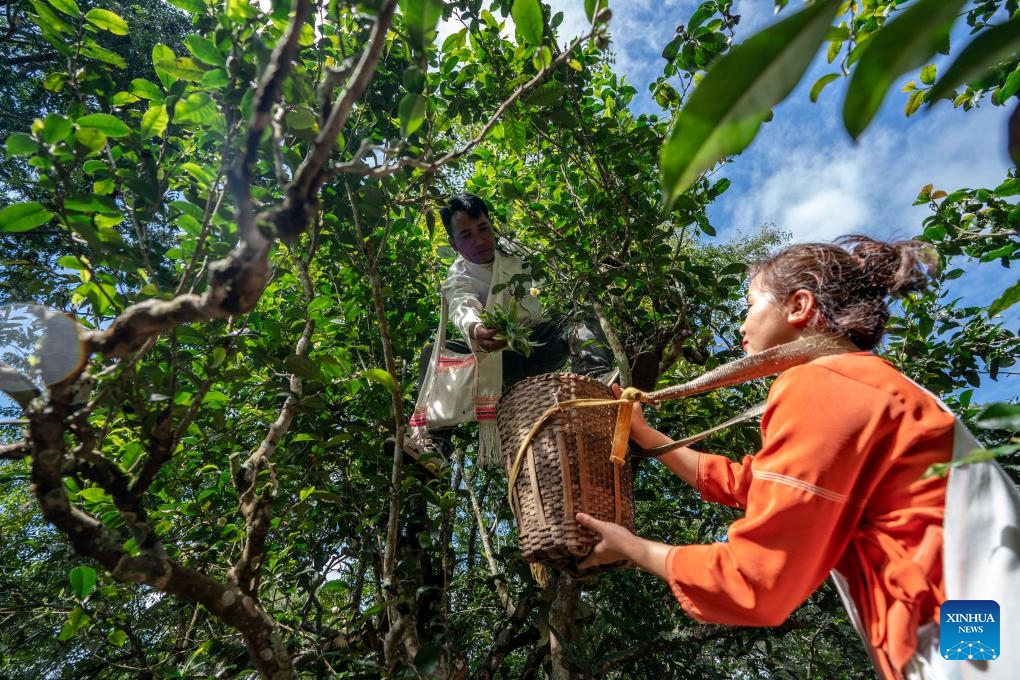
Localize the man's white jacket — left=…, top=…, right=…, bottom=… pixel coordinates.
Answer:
left=440, top=246, right=544, bottom=352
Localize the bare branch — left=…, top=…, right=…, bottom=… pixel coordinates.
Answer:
left=458, top=451, right=513, bottom=613
left=82, top=240, right=272, bottom=358
left=470, top=597, right=540, bottom=680
left=298, top=0, right=397, bottom=187
left=229, top=249, right=315, bottom=597
left=230, top=0, right=314, bottom=246
left=0, top=440, right=29, bottom=459
left=31, top=382, right=292, bottom=677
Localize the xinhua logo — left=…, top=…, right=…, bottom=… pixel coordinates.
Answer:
left=940, top=600, right=1000, bottom=661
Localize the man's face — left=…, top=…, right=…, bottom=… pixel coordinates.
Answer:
left=448, top=211, right=496, bottom=264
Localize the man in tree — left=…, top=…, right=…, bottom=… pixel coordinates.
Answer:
left=391, top=192, right=627, bottom=472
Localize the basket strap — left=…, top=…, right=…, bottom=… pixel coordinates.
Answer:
left=507, top=336, right=853, bottom=510
left=629, top=402, right=767, bottom=458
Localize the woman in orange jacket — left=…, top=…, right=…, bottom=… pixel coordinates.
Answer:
left=577, top=236, right=953, bottom=680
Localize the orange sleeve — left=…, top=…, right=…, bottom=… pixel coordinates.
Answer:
left=665, top=364, right=895, bottom=626
left=696, top=451, right=756, bottom=509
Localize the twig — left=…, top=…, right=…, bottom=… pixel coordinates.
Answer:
left=331, top=29, right=601, bottom=178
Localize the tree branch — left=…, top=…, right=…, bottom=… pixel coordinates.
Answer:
left=470, top=596, right=541, bottom=680
left=229, top=247, right=316, bottom=598
left=279, top=0, right=398, bottom=238
left=0, top=440, right=30, bottom=459
left=82, top=241, right=272, bottom=358
left=4, top=51, right=59, bottom=66
left=30, top=381, right=292, bottom=677
left=230, top=0, right=314, bottom=246
left=331, top=29, right=599, bottom=179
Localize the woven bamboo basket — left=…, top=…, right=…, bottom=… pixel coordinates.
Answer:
left=498, top=372, right=635, bottom=577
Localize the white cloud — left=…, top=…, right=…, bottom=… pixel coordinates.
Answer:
left=715, top=100, right=1011, bottom=246
left=546, top=0, right=591, bottom=43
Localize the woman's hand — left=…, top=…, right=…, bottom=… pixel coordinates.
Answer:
left=576, top=512, right=638, bottom=570
left=576, top=512, right=672, bottom=579
left=611, top=384, right=656, bottom=448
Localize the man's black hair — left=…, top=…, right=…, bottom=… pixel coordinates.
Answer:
left=439, top=193, right=490, bottom=237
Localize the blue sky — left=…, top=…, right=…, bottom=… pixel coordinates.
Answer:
left=540, top=0, right=1017, bottom=403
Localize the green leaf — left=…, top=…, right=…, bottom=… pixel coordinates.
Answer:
left=533, top=45, right=552, bottom=70
left=155, top=55, right=206, bottom=82
left=84, top=8, right=128, bottom=35
left=318, top=579, right=347, bottom=596
left=398, top=93, right=427, bottom=137
left=688, top=3, right=714, bottom=32
left=42, top=113, right=72, bottom=143
left=58, top=606, right=90, bottom=641
left=225, top=0, right=258, bottom=21
left=131, top=78, right=164, bottom=100
left=31, top=0, right=73, bottom=34
left=7, top=133, right=39, bottom=156
left=299, top=486, right=315, bottom=502
left=809, top=72, right=840, bottom=102
left=57, top=255, right=87, bottom=270
left=185, top=34, right=226, bottom=66
left=141, top=104, right=169, bottom=139
left=210, top=346, right=227, bottom=368
left=47, top=0, right=80, bottom=18
left=928, top=17, right=1020, bottom=104
left=107, top=629, right=128, bottom=647
left=660, top=0, right=839, bottom=206
left=111, top=91, right=140, bottom=106
left=179, top=162, right=216, bottom=184
left=201, top=68, right=230, bottom=88
left=584, top=0, right=607, bottom=24
left=65, top=193, right=120, bottom=214
left=996, top=66, right=1020, bottom=103
left=988, top=280, right=1020, bottom=318
left=167, top=0, right=205, bottom=13
left=0, top=202, right=54, bottom=232
left=975, top=403, right=1020, bottom=431
left=843, top=0, right=966, bottom=139
left=174, top=93, right=219, bottom=124
left=398, top=0, right=443, bottom=51
left=504, top=117, right=526, bottom=152
left=284, top=354, right=320, bottom=379
left=285, top=109, right=317, bottom=130
left=919, top=63, right=936, bottom=86
left=76, top=113, right=131, bottom=138
left=362, top=368, right=397, bottom=392
left=153, top=44, right=202, bottom=83
left=43, top=71, right=68, bottom=92
left=826, top=37, right=842, bottom=64
left=904, top=89, right=924, bottom=117
left=511, top=0, right=543, bottom=47
left=74, top=127, right=107, bottom=152
left=69, top=565, right=97, bottom=599
left=80, top=42, right=127, bottom=68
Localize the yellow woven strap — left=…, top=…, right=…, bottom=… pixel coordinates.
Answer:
left=506, top=389, right=652, bottom=508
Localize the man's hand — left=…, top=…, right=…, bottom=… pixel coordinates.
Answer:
left=471, top=324, right=508, bottom=353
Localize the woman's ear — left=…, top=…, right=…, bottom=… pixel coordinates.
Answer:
left=785, top=289, right=817, bottom=328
